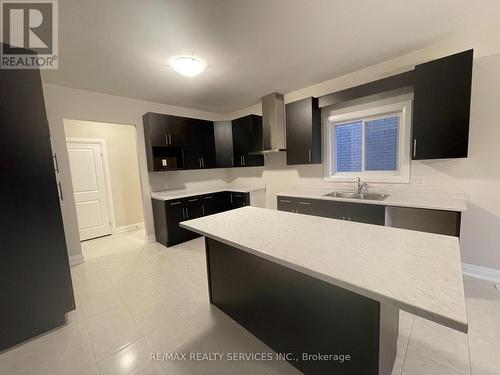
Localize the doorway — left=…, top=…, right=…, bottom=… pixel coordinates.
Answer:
left=64, top=119, right=145, bottom=248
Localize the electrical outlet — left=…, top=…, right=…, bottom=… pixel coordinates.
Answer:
left=411, top=176, right=425, bottom=185
left=495, top=284, right=500, bottom=291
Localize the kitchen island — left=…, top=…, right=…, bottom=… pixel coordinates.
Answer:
left=180, top=207, right=467, bottom=375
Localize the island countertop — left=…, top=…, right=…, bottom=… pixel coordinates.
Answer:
left=181, top=206, right=468, bottom=333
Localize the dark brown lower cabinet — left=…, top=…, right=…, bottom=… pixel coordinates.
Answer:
left=277, top=196, right=385, bottom=226
left=153, top=191, right=250, bottom=247
left=1, top=43, right=75, bottom=351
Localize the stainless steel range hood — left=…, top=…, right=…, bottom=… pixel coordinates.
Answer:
left=249, top=92, right=286, bottom=154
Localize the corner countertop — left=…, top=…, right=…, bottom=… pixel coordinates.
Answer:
left=277, top=187, right=467, bottom=212
left=151, top=185, right=265, bottom=201
left=181, top=206, right=468, bottom=333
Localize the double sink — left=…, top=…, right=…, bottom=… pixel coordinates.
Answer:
left=324, top=191, right=390, bottom=201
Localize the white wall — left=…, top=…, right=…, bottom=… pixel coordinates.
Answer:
left=228, top=50, right=500, bottom=270
left=64, top=120, right=144, bottom=229
left=43, top=84, right=226, bottom=260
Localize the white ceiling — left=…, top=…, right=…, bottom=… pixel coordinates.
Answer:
left=42, top=0, right=500, bottom=113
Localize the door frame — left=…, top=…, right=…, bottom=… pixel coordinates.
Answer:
left=65, top=137, right=117, bottom=235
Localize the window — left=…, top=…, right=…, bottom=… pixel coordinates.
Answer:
left=324, top=100, right=411, bottom=183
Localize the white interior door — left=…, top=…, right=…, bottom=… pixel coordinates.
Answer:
left=67, top=141, right=112, bottom=241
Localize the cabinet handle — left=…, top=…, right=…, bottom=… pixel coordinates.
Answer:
left=182, top=207, right=185, bottom=219
left=204, top=196, right=213, bottom=199
left=185, top=207, right=189, bottom=219
left=202, top=157, right=205, bottom=168
left=234, top=194, right=242, bottom=197
left=242, top=156, right=245, bottom=166
left=57, top=181, right=63, bottom=201
left=298, top=201, right=311, bottom=205
left=413, top=139, right=417, bottom=157
left=165, top=134, right=169, bottom=145
left=169, top=133, right=172, bottom=144
left=230, top=194, right=233, bottom=203
left=169, top=201, right=181, bottom=205
left=188, top=198, right=198, bottom=202
left=308, top=148, right=311, bottom=163
left=202, top=204, right=205, bottom=215
left=53, top=154, right=59, bottom=173
left=231, top=157, right=234, bottom=167
left=279, top=199, right=291, bottom=203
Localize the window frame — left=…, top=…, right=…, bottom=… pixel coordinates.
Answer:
left=324, top=100, right=412, bottom=183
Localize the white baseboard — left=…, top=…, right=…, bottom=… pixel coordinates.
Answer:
left=69, top=254, right=85, bottom=266
left=114, top=222, right=144, bottom=234
left=462, top=262, right=500, bottom=284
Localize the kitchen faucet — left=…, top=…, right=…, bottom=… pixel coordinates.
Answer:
left=357, top=177, right=368, bottom=194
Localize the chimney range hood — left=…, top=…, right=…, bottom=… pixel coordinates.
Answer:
left=249, top=93, right=286, bottom=154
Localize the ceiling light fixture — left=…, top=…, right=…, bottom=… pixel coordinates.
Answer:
left=171, top=55, right=205, bottom=77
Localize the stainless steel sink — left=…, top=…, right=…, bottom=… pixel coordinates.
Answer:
left=324, top=191, right=390, bottom=201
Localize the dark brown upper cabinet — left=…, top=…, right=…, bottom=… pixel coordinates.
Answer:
left=285, top=97, right=321, bottom=165
left=231, top=115, right=264, bottom=167
left=412, top=49, right=473, bottom=159
left=183, top=119, right=216, bottom=169
left=143, top=113, right=186, bottom=171
left=214, top=121, right=234, bottom=168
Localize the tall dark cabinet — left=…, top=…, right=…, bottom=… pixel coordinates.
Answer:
left=214, top=121, right=234, bottom=167
left=0, top=44, right=75, bottom=351
left=285, top=97, right=321, bottom=165
left=231, top=115, right=264, bottom=167
left=184, top=119, right=216, bottom=169
left=412, top=49, right=473, bottom=159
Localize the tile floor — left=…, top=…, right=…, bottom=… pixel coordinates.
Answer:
left=1, top=229, right=499, bottom=374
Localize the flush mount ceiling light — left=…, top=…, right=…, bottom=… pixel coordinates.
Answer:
left=171, top=55, right=205, bottom=77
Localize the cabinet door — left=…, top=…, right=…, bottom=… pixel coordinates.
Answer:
left=412, top=49, right=473, bottom=159
left=322, top=201, right=346, bottom=220
left=229, top=192, right=249, bottom=209
left=285, top=97, right=321, bottom=165
left=203, top=192, right=229, bottom=216
left=164, top=115, right=184, bottom=146
left=185, top=197, right=204, bottom=220
left=182, top=119, right=201, bottom=169
left=343, top=203, right=385, bottom=226
left=214, top=121, right=234, bottom=168
left=199, top=121, right=216, bottom=169
left=183, top=119, right=216, bottom=169
left=1, top=55, right=75, bottom=350
left=232, top=115, right=264, bottom=167
left=295, top=198, right=331, bottom=217
left=144, top=113, right=168, bottom=146
left=277, top=197, right=296, bottom=213
left=165, top=200, right=191, bottom=246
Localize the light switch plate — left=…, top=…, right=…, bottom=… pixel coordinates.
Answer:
left=495, top=284, right=500, bottom=291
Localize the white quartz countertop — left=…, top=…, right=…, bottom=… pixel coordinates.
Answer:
left=277, top=188, right=467, bottom=212
left=181, top=206, right=468, bottom=333
left=151, top=185, right=265, bottom=201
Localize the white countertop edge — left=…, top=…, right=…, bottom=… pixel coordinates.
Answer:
left=180, top=220, right=468, bottom=334
left=151, top=185, right=266, bottom=201
left=277, top=191, right=467, bottom=212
